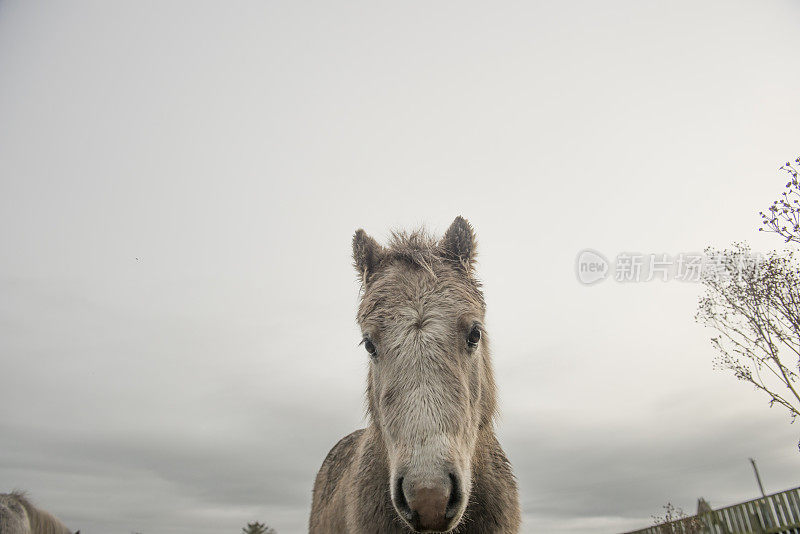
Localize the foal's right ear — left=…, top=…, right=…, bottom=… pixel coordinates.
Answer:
left=353, top=229, right=384, bottom=283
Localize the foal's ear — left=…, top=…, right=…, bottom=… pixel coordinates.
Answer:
left=353, top=229, right=384, bottom=282
left=440, top=216, right=477, bottom=271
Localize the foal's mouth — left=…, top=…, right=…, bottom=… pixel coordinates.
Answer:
left=391, top=472, right=466, bottom=533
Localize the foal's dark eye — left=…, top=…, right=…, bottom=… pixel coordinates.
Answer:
left=364, top=339, right=377, bottom=357
left=467, top=325, right=481, bottom=348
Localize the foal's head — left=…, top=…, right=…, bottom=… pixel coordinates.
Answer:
left=353, top=217, right=496, bottom=533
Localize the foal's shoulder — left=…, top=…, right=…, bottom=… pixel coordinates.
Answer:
left=313, top=429, right=365, bottom=492
left=321, top=429, right=364, bottom=471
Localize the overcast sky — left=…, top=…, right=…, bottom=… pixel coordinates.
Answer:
left=1, top=2, right=800, bottom=533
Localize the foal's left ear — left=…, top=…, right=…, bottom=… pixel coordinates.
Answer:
left=440, top=216, right=477, bottom=271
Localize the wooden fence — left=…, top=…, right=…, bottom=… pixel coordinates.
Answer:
left=624, top=486, right=800, bottom=534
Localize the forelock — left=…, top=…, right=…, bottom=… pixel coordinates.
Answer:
left=385, top=228, right=440, bottom=274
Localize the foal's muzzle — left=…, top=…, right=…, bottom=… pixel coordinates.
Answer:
left=392, top=472, right=464, bottom=532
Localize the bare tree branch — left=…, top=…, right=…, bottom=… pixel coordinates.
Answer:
left=696, top=244, right=800, bottom=425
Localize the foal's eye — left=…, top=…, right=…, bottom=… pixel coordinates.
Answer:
left=363, top=339, right=377, bottom=357
left=467, top=325, right=481, bottom=348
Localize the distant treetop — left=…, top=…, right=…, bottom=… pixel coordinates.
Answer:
left=241, top=521, right=276, bottom=534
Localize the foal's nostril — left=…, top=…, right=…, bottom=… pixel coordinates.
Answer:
left=445, top=472, right=463, bottom=520
left=393, top=473, right=464, bottom=531
left=394, top=476, right=413, bottom=521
